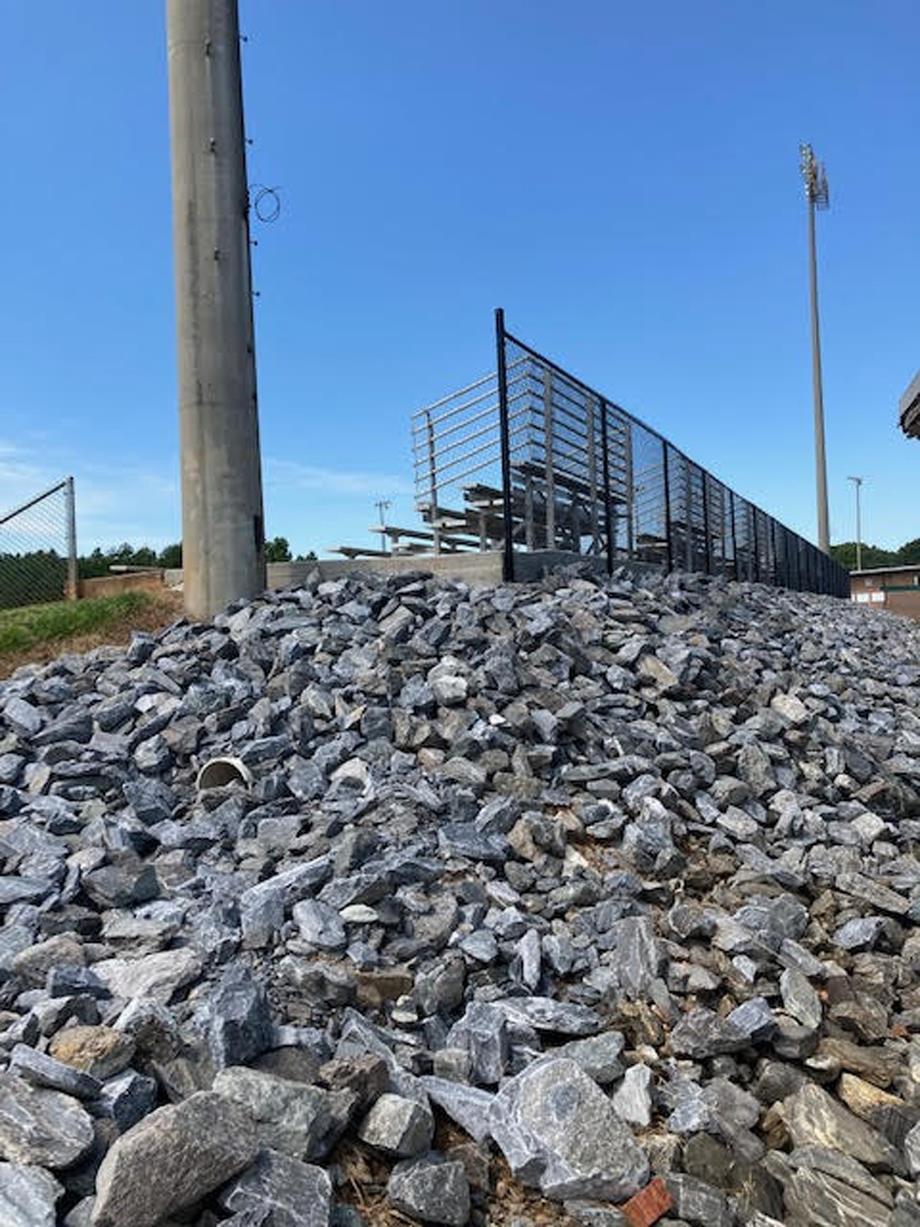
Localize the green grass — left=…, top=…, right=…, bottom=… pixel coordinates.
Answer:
left=0, top=591, right=156, bottom=656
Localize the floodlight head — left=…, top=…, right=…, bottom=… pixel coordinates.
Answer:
left=800, top=142, right=830, bottom=209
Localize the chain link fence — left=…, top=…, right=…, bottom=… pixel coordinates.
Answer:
left=0, top=478, right=77, bottom=611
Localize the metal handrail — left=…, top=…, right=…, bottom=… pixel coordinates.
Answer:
left=411, top=371, right=495, bottom=419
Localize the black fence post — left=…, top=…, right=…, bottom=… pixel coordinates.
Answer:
left=662, top=440, right=673, bottom=572
left=770, top=520, right=778, bottom=587
left=729, top=490, right=738, bottom=580
left=752, top=509, right=760, bottom=583
left=494, top=308, right=515, bottom=583
left=701, top=472, right=712, bottom=575
left=599, top=402, right=614, bottom=576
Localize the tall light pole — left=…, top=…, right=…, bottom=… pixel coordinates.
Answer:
left=166, top=0, right=266, bottom=620
left=800, top=143, right=831, bottom=555
left=847, top=475, right=863, bottom=571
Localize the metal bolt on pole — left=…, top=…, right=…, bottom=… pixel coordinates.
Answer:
left=848, top=476, right=863, bottom=571
left=166, top=0, right=266, bottom=620
left=800, top=143, right=831, bottom=555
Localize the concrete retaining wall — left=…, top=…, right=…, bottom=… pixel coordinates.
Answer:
left=79, top=572, right=166, bottom=599
left=267, top=551, right=611, bottom=588
left=164, top=551, right=654, bottom=594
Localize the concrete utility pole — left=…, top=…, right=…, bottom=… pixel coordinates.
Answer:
left=848, top=475, right=863, bottom=571
left=166, top=0, right=266, bottom=620
left=800, top=143, right=831, bottom=555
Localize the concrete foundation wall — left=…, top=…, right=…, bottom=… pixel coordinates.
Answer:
left=268, top=550, right=612, bottom=589
left=164, top=551, right=656, bottom=596
left=267, top=552, right=504, bottom=589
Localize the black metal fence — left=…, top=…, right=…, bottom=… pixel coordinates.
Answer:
left=411, top=312, right=849, bottom=598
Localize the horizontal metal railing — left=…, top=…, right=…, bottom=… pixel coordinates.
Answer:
left=408, top=311, right=850, bottom=598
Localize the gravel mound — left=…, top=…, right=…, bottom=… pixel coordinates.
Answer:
left=0, top=565, right=918, bottom=1226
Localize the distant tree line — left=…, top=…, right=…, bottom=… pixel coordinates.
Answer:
left=831, top=537, right=920, bottom=572
left=0, top=539, right=318, bottom=610
left=76, top=538, right=318, bottom=577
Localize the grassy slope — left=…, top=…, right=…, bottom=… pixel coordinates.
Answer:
left=0, top=590, right=182, bottom=677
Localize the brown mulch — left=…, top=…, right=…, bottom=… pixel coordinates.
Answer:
left=334, top=1120, right=579, bottom=1227
left=0, top=590, right=183, bottom=679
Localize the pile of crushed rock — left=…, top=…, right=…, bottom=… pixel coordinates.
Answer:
left=0, top=565, right=918, bottom=1227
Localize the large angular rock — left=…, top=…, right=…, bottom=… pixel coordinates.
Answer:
left=612, top=1064, right=653, bottom=1127
left=816, top=1038, right=900, bottom=1088
left=358, top=1093, right=434, bottom=1158
left=491, top=997, right=601, bottom=1036
left=95, top=1069, right=158, bottom=1133
left=783, top=1147, right=893, bottom=1227
left=446, top=1001, right=509, bottom=1085
left=213, top=1067, right=335, bottom=1161
left=669, top=1008, right=747, bottom=1059
left=49, top=1026, right=135, bottom=1080
left=665, top=1173, right=732, bottom=1227
left=113, top=997, right=182, bottom=1063
left=82, top=858, right=159, bottom=910
left=0, top=1161, right=63, bottom=1227
left=771, top=692, right=809, bottom=725
left=200, top=967, right=274, bottom=1069
left=902, top=1119, right=920, bottom=1177
left=836, top=1073, right=914, bottom=1147
left=553, top=1032, right=626, bottom=1085
left=3, top=697, right=43, bottom=737
left=12, top=933, right=85, bottom=987
left=489, top=1057, right=649, bottom=1201
left=782, top=1083, right=903, bottom=1173
left=420, top=1077, right=495, bottom=1144
left=91, top=1091, right=259, bottom=1227
left=387, top=1152, right=471, bottom=1226
left=0, top=1074, right=94, bottom=1168
left=780, top=968, right=822, bottom=1030
left=218, top=1149, right=333, bottom=1227
left=9, top=1043, right=102, bottom=1100
left=292, top=899, right=347, bottom=950
left=92, top=948, right=203, bottom=1005
left=609, top=917, right=659, bottom=999
left=727, top=997, right=777, bottom=1042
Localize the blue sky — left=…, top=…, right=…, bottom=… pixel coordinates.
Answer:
left=2, top=0, right=918, bottom=555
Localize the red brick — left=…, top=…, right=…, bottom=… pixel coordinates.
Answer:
left=621, top=1176, right=674, bottom=1227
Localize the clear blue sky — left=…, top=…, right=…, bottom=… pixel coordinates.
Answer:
left=2, top=0, right=918, bottom=555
